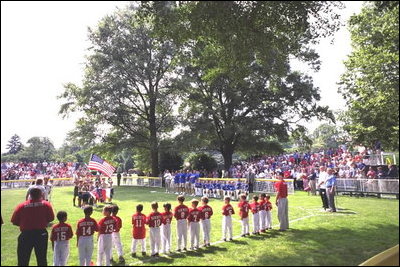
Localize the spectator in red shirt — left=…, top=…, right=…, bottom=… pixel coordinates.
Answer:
left=11, top=187, right=55, bottom=266
left=275, top=172, right=289, bottom=231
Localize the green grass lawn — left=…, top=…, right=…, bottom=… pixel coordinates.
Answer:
left=1, top=186, right=399, bottom=266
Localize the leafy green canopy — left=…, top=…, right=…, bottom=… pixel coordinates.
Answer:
left=339, top=1, right=399, bottom=151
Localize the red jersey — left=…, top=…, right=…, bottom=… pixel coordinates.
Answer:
left=187, top=208, right=201, bottom=223
left=238, top=201, right=250, bottom=219
left=222, top=204, right=235, bottom=216
left=112, top=215, right=122, bottom=232
left=275, top=181, right=288, bottom=198
left=98, top=216, right=116, bottom=235
left=249, top=201, right=260, bottom=214
left=147, top=212, right=163, bottom=228
left=259, top=199, right=267, bottom=211
left=198, top=205, right=213, bottom=220
left=50, top=222, right=73, bottom=242
left=266, top=200, right=273, bottom=211
left=161, top=211, right=173, bottom=225
left=11, top=199, right=54, bottom=231
left=174, top=204, right=189, bottom=220
left=132, top=213, right=146, bottom=239
left=76, top=217, right=98, bottom=237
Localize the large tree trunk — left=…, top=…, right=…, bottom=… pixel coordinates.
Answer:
left=222, top=144, right=234, bottom=173
left=149, top=100, right=159, bottom=177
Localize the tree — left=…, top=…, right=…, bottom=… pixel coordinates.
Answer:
left=339, top=1, right=399, bottom=151
left=19, top=137, right=56, bottom=162
left=59, top=4, right=181, bottom=176
left=6, top=134, right=23, bottom=154
left=154, top=1, right=342, bottom=169
left=185, top=153, right=217, bottom=172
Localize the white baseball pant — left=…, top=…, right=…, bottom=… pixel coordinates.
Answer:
left=241, top=217, right=249, bottom=235
left=161, top=224, right=171, bottom=253
left=112, top=231, right=124, bottom=257
left=222, top=216, right=232, bottom=239
left=259, top=210, right=266, bottom=231
left=97, top=234, right=112, bottom=266
left=176, top=219, right=188, bottom=250
left=252, top=212, right=260, bottom=233
left=266, top=210, right=272, bottom=228
left=53, top=240, right=69, bottom=266
left=131, top=238, right=146, bottom=253
left=78, top=236, right=94, bottom=266
left=149, top=227, right=161, bottom=255
left=189, top=221, right=200, bottom=249
left=201, top=219, right=211, bottom=244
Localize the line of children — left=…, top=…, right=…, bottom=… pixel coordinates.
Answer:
left=51, top=193, right=274, bottom=265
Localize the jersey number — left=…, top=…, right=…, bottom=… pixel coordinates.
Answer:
left=154, top=219, right=161, bottom=227
left=105, top=224, right=114, bottom=233
left=181, top=212, right=185, bottom=219
left=135, top=220, right=142, bottom=227
left=56, top=232, right=66, bottom=241
left=204, top=212, right=209, bottom=219
left=81, top=226, right=92, bottom=236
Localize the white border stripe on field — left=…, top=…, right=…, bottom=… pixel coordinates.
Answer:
left=129, top=214, right=318, bottom=266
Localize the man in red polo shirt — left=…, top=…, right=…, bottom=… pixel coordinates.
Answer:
left=11, top=187, right=55, bottom=266
left=275, top=172, right=289, bottom=231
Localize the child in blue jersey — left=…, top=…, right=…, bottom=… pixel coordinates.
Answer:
left=189, top=172, right=198, bottom=196
left=174, top=172, right=181, bottom=194
left=179, top=172, right=186, bottom=195
left=235, top=181, right=242, bottom=201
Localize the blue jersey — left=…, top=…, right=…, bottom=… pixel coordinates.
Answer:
left=190, top=173, right=199, bottom=184
left=174, top=173, right=181, bottom=184
left=235, top=182, right=242, bottom=190
left=185, top=173, right=191, bottom=183
left=179, top=173, right=186, bottom=184
left=195, top=182, right=202, bottom=188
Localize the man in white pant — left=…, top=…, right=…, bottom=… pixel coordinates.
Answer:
left=76, top=206, right=98, bottom=266
left=188, top=199, right=201, bottom=250
left=222, top=196, right=235, bottom=241
left=147, top=202, right=163, bottom=257
left=161, top=203, right=173, bottom=254
left=50, top=211, right=73, bottom=266
left=238, top=194, right=250, bottom=237
left=174, top=195, right=189, bottom=251
left=275, top=173, right=289, bottom=231
left=199, top=196, right=213, bottom=247
left=97, top=206, right=116, bottom=266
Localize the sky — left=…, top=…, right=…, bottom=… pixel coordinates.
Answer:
left=1, top=1, right=364, bottom=153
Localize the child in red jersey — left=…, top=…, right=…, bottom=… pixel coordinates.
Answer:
left=199, top=196, right=213, bottom=247
left=187, top=199, right=201, bottom=250
left=76, top=205, right=98, bottom=266
left=222, top=196, right=235, bottom=241
left=249, top=195, right=260, bottom=235
left=131, top=204, right=147, bottom=257
left=51, top=211, right=73, bottom=266
left=265, top=195, right=273, bottom=229
left=161, top=203, right=173, bottom=254
left=174, top=195, right=189, bottom=252
left=97, top=205, right=116, bottom=266
left=258, top=193, right=267, bottom=233
left=147, top=202, right=163, bottom=257
left=238, top=194, right=250, bottom=237
left=111, top=205, right=125, bottom=264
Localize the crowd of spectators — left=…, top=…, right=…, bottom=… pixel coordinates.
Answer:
left=1, top=161, right=92, bottom=180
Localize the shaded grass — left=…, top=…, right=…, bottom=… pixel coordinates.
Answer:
left=1, top=186, right=398, bottom=266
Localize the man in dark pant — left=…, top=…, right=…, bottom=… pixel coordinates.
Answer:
left=11, top=188, right=55, bottom=266
left=17, top=229, right=49, bottom=266
left=319, top=188, right=329, bottom=210
left=117, top=172, right=121, bottom=186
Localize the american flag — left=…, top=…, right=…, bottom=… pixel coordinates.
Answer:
left=88, top=154, right=116, bottom=177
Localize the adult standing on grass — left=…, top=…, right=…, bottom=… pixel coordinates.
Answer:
left=275, top=172, right=289, bottom=231
left=117, top=172, right=121, bottom=187
left=325, top=168, right=337, bottom=212
left=317, top=166, right=329, bottom=211
left=11, top=187, right=55, bottom=266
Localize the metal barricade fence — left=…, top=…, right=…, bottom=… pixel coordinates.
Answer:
left=1, top=177, right=75, bottom=189
left=335, top=178, right=399, bottom=195
left=114, top=176, right=163, bottom=188
left=254, top=179, right=295, bottom=194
